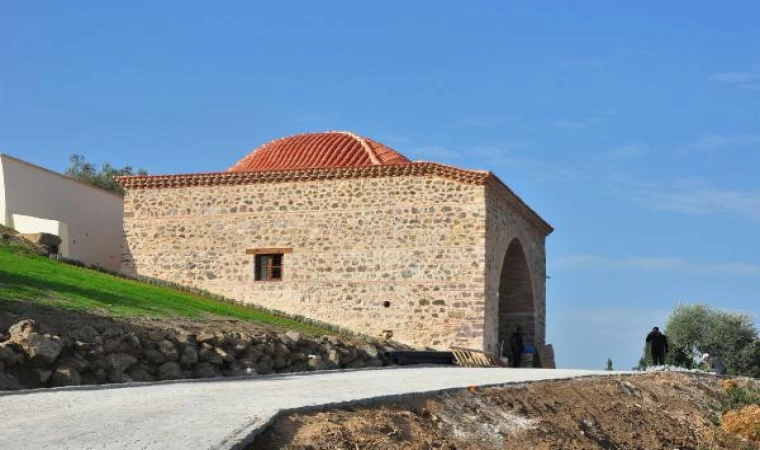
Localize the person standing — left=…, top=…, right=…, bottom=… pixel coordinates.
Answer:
left=645, top=326, right=669, bottom=365
left=510, top=326, right=524, bottom=368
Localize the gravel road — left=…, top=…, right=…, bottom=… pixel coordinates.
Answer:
left=0, top=367, right=624, bottom=449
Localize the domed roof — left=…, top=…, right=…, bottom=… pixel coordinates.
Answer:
left=228, top=131, right=410, bottom=172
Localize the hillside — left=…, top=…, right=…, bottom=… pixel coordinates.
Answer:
left=0, top=228, right=406, bottom=390
left=0, top=226, right=332, bottom=336
left=258, top=372, right=760, bottom=450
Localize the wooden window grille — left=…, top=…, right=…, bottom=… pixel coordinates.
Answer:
left=254, top=254, right=283, bottom=281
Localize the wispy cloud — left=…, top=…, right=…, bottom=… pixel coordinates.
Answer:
left=677, top=133, right=760, bottom=155
left=602, top=143, right=650, bottom=159
left=553, top=308, right=669, bottom=325
left=608, top=175, right=760, bottom=221
left=711, top=72, right=759, bottom=90
left=458, top=114, right=523, bottom=127
left=636, top=186, right=760, bottom=219
left=471, top=141, right=528, bottom=158
left=551, top=308, right=670, bottom=336
left=555, top=254, right=760, bottom=277
left=469, top=142, right=586, bottom=183
left=712, top=72, right=754, bottom=83
left=501, top=158, right=586, bottom=183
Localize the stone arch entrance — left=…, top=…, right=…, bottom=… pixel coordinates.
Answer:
left=498, top=238, right=536, bottom=362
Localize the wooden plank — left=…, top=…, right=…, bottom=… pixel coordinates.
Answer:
left=245, top=248, right=293, bottom=255
left=450, top=346, right=504, bottom=368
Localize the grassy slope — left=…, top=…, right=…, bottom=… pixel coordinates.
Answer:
left=0, top=235, right=331, bottom=335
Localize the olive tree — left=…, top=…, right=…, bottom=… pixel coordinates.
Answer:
left=663, top=303, right=759, bottom=376
left=65, top=154, right=147, bottom=196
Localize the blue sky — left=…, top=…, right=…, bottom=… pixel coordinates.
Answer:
left=2, top=2, right=759, bottom=370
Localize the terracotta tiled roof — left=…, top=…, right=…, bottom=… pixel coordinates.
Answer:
left=116, top=162, right=553, bottom=234
left=116, top=131, right=552, bottom=234
left=227, top=131, right=410, bottom=172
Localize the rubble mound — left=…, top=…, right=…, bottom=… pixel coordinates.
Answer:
left=723, top=405, right=760, bottom=442
left=257, top=372, right=760, bottom=450
left=0, top=225, right=51, bottom=256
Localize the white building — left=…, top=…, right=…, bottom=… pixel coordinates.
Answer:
left=0, top=153, right=123, bottom=271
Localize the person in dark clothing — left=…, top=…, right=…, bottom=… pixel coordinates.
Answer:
left=645, top=326, right=669, bottom=365
left=510, top=327, right=524, bottom=368
left=702, top=353, right=728, bottom=375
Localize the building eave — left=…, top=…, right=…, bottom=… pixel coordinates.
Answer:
left=115, top=162, right=490, bottom=189
left=484, top=173, right=554, bottom=236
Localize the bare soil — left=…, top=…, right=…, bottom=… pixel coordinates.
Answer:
left=256, top=372, right=760, bottom=450
left=0, top=300, right=298, bottom=338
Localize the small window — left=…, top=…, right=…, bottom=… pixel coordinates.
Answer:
left=255, top=254, right=283, bottom=281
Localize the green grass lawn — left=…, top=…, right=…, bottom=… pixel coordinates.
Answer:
left=0, top=236, right=332, bottom=335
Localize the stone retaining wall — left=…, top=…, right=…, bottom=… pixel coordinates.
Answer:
left=0, top=320, right=399, bottom=390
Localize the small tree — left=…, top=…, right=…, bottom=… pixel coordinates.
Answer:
left=65, top=154, right=147, bottom=195
left=605, top=358, right=614, bottom=371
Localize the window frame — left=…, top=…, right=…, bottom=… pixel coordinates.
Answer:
left=247, top=248, right=292, bottom=282
left=254, top=253, right=283, bottom=282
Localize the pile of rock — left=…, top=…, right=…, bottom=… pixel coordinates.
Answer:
left=0, top=226, right=52, bottom=256
left=0, top=319, right=397, bottom=390
left=19, top=233, right=61, bottom=256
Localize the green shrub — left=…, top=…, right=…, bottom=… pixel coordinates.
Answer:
left=723, top=387, right=760, bottom=413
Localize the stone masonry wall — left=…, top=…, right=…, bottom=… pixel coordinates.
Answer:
left=483, top=183, right=547, bottom=357
left=122, top=176, right=488, bottom=350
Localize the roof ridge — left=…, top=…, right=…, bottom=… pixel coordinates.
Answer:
left=338, top=131, right=381, bottom=165
left=228, top=131, right=381, bottom=172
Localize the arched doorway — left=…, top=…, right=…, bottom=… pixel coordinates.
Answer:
left=498, top=238, right=535, bottom=363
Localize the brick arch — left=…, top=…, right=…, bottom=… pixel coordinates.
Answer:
left=497, top=238, right=536, bottom=358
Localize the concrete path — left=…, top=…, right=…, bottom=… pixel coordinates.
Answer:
left=0, top=367, right=625, bottom=450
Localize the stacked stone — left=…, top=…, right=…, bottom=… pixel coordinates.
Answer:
left=19, top=233, right=62, bottom=256
left=0, top=320, right=393, bottom=391
left=121, top=175, right=490, bottom=351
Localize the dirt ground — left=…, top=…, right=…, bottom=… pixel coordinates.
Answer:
left=256, top=372, right=760, bottom=450
left=0, top=300, right=376, bottom=347
left=0, top=300, right=291, bottom=336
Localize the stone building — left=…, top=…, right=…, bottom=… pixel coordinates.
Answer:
left=118, top=132, right=553, bottom=362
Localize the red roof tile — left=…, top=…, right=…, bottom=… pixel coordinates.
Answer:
left=227, top=131, right=410, bottom=172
